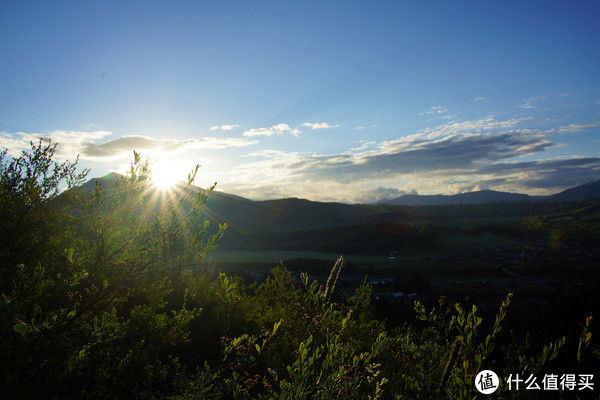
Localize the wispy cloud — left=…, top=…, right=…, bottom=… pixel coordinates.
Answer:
left=301, top=122, right=339, bottom=130
left=411, top=117, right=528, bottom=140
left=354, top=123, right=376, bottom=130
left=519, top=102, right=535, bottom=110
left=474, top=97, right=488, bottom=102
left=243, top=123, right=301, bottom=137
left=348, top=140, right=376, bottom=152
left=557, top=122, right=600, bottom=133
left=519, top=95, right=546, bottom=109
left=209, top=124, right=240, bottom=131
left=420, top=105, right=448, bottom=116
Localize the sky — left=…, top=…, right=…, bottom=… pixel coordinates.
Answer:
left=1, top=0, right=599, bottom=203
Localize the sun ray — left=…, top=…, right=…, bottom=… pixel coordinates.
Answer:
left=151, top=159, right=187, bottom=190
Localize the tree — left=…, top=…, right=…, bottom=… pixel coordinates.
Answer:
left=0, top=140, right=88, bottom=287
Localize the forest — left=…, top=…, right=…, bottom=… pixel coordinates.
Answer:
left=1, top=142, right=597, bottom=399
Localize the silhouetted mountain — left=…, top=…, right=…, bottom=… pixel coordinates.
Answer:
left=74, top=175, right=600, bottom=252
left=377, top=181, right=600, bottom=205
left=77, top=174, right=385, bottom=232
left=376, top=190, right=536, bottom=206
left=548, top=180, right=600, bottom=202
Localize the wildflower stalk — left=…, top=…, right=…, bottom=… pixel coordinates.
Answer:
left=323, top=256, right=343, bottom=300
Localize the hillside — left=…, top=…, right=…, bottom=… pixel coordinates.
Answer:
left=76, top=175, right=600, bottom=253
left=548, top=179, right=600, bottom=202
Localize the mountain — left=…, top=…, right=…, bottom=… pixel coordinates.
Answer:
left=377, top=181, right=600, bottom=205
left=75, top=174, right=600, bottom=233
left=84, top=174, right=600, bottom=209
left=79, top=176, right=600, bottom=228
left=71, top=175, right=600, bottom=252
left=376, top=190, right=536, bottom=206
left=548, top=180, right=600, bottom=202
left=77, top=174, right=384, bottom=232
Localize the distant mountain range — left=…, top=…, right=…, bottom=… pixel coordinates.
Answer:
left=80, top=175, right=600, bottom=231
left=76, top=175, right=600, bottom=252
left=376, top=180, right=600, bottom=206
left=89, top=174, right=600, bottom=208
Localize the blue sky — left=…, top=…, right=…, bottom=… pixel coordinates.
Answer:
left=1, top=1, right=599, bottom=202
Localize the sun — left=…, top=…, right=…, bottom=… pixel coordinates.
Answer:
left=151, top=160, right=180, bottom=190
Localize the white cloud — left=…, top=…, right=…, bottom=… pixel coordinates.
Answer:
left=5, top=114, right=597, bottom=203
left=241, top=149, right=293, bottom=159
left=474, top=97, right=488, bottom=102
left=406, top=117, right=528, bottom=142
left=301, top=122, right=339, bottom=130
left=354, top=123, right=376, bottom=130
left=214, top=116, right=595, bottom=202
left=243, top=123, right=301, bottom=137
left=209, top=124, right=240, bottom=131
left=557, top=122, right=600, bottom=133
left=519, top=95, right=546, bottom=109
left=420, top=105, right=448, bottom=116
left=519, top=102, right=535, bottom=110
left=348, top=141, right=376, bottom=152
left=360, top=187, right=406, bottom=203
left=291, top=128, right=302, bottom=137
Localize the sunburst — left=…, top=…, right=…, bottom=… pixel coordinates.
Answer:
left=151, top=160, right=180, bottom=190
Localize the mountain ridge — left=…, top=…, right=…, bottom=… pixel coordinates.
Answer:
left=75, top=175, right=600, bottom=251
left=375, top=181, right=600, bottom=206
left=85, top=174, right=600, bottom=206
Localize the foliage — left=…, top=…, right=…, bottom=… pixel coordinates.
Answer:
left=0, top=142, right=596, bottom=399
left=1, top=142, right=223, bottom=399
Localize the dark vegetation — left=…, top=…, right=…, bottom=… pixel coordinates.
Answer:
left=1, top=142, right=598, bottom=399
left=213, top=200, right=600, bottom=253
